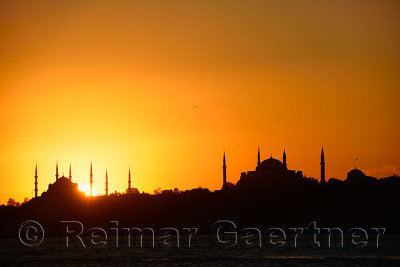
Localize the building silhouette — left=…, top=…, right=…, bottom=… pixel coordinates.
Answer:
left=235, top=148, right=304, bottom=189
left=32, top=146, right=399, bottom=200
left=321, top=147, right=326, bottom=183
left=34, top=163, right=38, bottom=198
left=32, top=162, right=142, bottom=198
left=38, top=163, right=83, bottom=201
left=128, top=167, right=131, bottom=192
left=222, top=147, right=333, bottom=189
left=69, top=163, right=72, bottom=181
left=105, top=169, right=109, bottom=196
left=16, top=149, right=400, bottom=245
left=346, top=167, right=377, bottom=183
left=55, top=161, right=59, bottom=180
left=283, top=149, right=287, bottom=169
left=90, top=162, right=93, bottom=197
left=222, top=152, right=227, bottom=189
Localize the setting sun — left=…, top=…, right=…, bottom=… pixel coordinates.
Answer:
left=78, top=184, right=98, bottom=196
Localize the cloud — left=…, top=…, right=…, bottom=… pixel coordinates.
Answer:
left=364, top=165, right=400, bottom=177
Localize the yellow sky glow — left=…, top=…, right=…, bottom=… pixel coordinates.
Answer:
left=1, top=0, right=400, bottom=203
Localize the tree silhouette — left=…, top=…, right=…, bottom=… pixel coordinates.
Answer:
left=6, top=198, right=20, bottom=207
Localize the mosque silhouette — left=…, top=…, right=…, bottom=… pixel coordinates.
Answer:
left=32, top=147, right=386, bottom=200
left=1, top=146, right=399, bottom=239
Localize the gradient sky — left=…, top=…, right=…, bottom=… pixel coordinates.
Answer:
left=1, top=0, right=399, bottom=204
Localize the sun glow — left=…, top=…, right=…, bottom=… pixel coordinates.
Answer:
left=78, top=184, right=98, bottom=196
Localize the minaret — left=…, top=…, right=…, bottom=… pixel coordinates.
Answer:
left=34, top=163, right=38, bottom=198
left=257, top=147, right=261, bottom=166
left=69, top=163, right=72, bottom=181
left=320, top=147, right=326, bottom=183
left=55, top=161, right=59, bottom=180
left=90, top=162, right=93, bottom=196
left=105, top=169, right=108, bottom=196
left=128, top=167, right=131, bottom=192
left=222, top=152, right=227, bottom=189
left=283, top=149, right=287, bottom=169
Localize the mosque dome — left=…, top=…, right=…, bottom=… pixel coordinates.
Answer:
left=41, top=176, right=81, bottom=200
left=346, top=168, right=366, bottom=182
left=259, top=157, right=285, bottom=170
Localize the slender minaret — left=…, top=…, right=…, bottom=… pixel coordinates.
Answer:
left=320, top=147, right=325, bottom=183
left=105, top=169, right=109, bottom=196
left=257, top=147, right=261, bottom=166
left=90, top=162, right=93, bottom=196
left=283, top=149, right=287, bottom=169
left=34, top=163, right=38, bottom=198
left=69, top=163, right=72, bottom=181
left=55, top=161, right=59, bottom=180
left=128, top=167, right=132, bottom=192
left=222, top=152, right=227, bottom=189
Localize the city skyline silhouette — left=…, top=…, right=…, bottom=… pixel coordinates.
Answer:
left=12, top=146, right=397, bottom=203
left=1, top=145, right=399, bottom=240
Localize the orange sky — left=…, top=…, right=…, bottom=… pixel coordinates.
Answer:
left=1, top=0, right=399, bottom=204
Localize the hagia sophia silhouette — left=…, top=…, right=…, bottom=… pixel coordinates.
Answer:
left=32, top=147, right=381, bottom=200
left=1, top=146, right=398, bottom=241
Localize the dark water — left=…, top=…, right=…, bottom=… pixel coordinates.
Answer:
left=1, top=235, right=399, bottom=266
